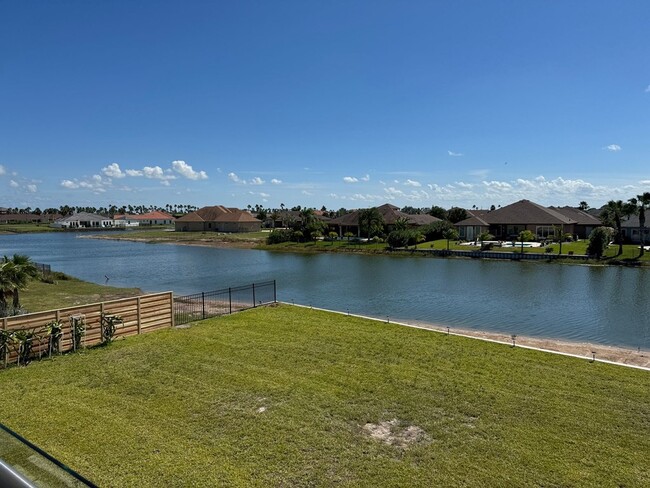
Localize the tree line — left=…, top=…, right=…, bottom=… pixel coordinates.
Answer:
left=2, top=204, right=199, bottom=217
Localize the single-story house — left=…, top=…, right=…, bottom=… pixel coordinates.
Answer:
left=175, top=206, right=261, bottom=233
left=455, top=200, right=590, bottom=241
left=329, top=203, right=441, bottom=237
left=114, top=210, right=175, bottom=227
left=51, top=212, right=114, bottom=229
left=620, top=215, right=649, bottom=244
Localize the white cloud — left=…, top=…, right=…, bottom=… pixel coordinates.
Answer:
left=343, top=176, right=358, bottom=183
left=102, top=163, right=126, bottom=178
left=404, top=179, right=422, bottom=187
left=259, top=192, right=270, bottom=198
left=0, top=165, right=5, bottom=175
left=455, top=182, right=474, bottom=189
left=143, top=166, right=174, bottom=180
left=379, top=180, right=386, bottom=186
left=125, top=169, right=143, bottom=177
left=250, top=177, right=265, bottom=185
left=448, top=150, right=463, bottom=157
left=645, top=85, right=650, bottom=93
left=172, top=160, right=208, bottom=180
left=26, top=184, right=37, bottom=193
left=271, top=178, right=282, bottom=184
left=9, top=180, right=19, bottom=188
left=301, top=190, right=313, bottom=196
left=361, top=174, right=370, bottom=182
left=160, top=180, right=171, bottom=187
left=605, top=144, right=622, bottom=152
left=640, top=180, right=650, bottom=185
left=61, top=180, right=79, bottom=189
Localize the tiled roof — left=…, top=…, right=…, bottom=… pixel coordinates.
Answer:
left=482, top=200, right=576, bottom=225
left=176, top=206, right=261, bottom=224
left=330, top=203, right=441, bottom=227
left=549, top=207, right=601, bottom=226
left=55, top=212, right=110, bottom=223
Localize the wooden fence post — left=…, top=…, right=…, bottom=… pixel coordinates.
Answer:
left=169, top=292, right=175, bottom=328
left=137, top=297, right=142, bottom=334
left=2, top=317, right=7, bottom=368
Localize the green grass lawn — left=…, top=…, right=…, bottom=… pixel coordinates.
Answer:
left=106, top=229, right=268, bottom=244
left=20, top=273, right=142, bottom=312
left=0, top=223, right=61, bottom=233
left=1, top=305, right=648, bottom=487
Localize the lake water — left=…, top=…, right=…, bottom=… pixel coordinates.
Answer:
left=2, top=232, right=649, bottom=350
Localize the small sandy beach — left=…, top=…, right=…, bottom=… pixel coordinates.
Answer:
left=402, top=318, right=650, bottom=368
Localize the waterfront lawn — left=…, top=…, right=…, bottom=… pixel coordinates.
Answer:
left=110, top=229, right=268, bottom=244
left=0, top=223, right=61, bottom=233
left=21, top=273, right=142, bottom=312
left=1, top=305, right=648, bottom=487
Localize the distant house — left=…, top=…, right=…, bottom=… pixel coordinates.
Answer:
left=51, top=212, right=114, bottom=229
left=455, top=200, right=595, bottom=241
left=114, top=210, right=175, bottom=227
left=175, top=206, right=261, bottom=233
left=620, top=214, right=649, bottom=244
left=329, top=203, right=441, bottom=237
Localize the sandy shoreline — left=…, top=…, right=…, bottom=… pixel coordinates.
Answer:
left=82, top=234, right=258, bottom=248
left=381, top=316, right=650, bottom=369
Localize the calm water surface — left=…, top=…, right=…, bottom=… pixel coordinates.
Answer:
left=2, top=232, right=649, bottom=349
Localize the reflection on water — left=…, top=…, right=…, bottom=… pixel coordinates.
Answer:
left=2, top=232, right=649, bottom=349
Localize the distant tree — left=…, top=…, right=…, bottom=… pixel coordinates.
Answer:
left=578, top=201, right=589, bottom=211
left=628, top=192, right=650, bottom=257
left=400, top=206, right=421, bottom=215
left=256, top=209, right=268, bottom=222
left=490, top=204, right=496, bottom=211
left=328, top=231, right=338, bottom=244
left=421, top=220, right=455, bottom=241
left=442, top=228, right=459, bottom=250
left=393, top=217, right=410, bottom=231
left=600, top=200, right=636, bottom=256
left=447, top=207, right=468, bottom=223
left=427, top=205, right=447, bottom=220
left=358, top=208, right=385, bottom=239
left=587, top=227, right=613, bottom=259
left=477, top=231, right=494, bottom=249
left=291, top=205, right=302, bottom=211
left=518, top=230, right=535, bottom=253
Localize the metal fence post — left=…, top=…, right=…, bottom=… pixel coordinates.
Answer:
left=229, top=288, right=232, bottom=314
left=202, top=292, right=205, bottom=320
left=252, top=283, right=256, bottom=307
left=273, top=280, right=277, bottom=303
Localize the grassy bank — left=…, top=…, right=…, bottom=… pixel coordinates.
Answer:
left=92, top=229, right=268, bottom=247
left=0, top=223, right=61, bottom=234
left=1, top=305, right=648, bottom=487
left=20, top=272, right=142, bottom=312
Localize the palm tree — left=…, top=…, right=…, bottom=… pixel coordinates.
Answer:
left=358, top=207, right=384, bottom=239
left=601, top=200, right=636, bottom=256
left=0, top=261, right=16, bottom=315
left=2, top=255, right=40, bottom=310
left=628, top=192, right=650, bottom=257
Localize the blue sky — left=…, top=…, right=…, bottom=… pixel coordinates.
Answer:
left=1, top=0, right=649, bottom=211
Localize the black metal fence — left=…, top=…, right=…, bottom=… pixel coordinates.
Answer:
left=174, top=280, right=277, bottom=325
left=33, top=262, right=51, bottom=275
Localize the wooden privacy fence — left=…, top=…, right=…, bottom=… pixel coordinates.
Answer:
left=1, top=292, right=173, bottom=368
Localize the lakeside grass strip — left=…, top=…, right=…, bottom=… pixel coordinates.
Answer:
left=286, top=303, right=650, bottom=371
left=1, top=305, right=648, bottom=487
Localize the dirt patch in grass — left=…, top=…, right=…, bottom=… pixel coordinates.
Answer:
left=362, top=419, right=429, bottom=448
